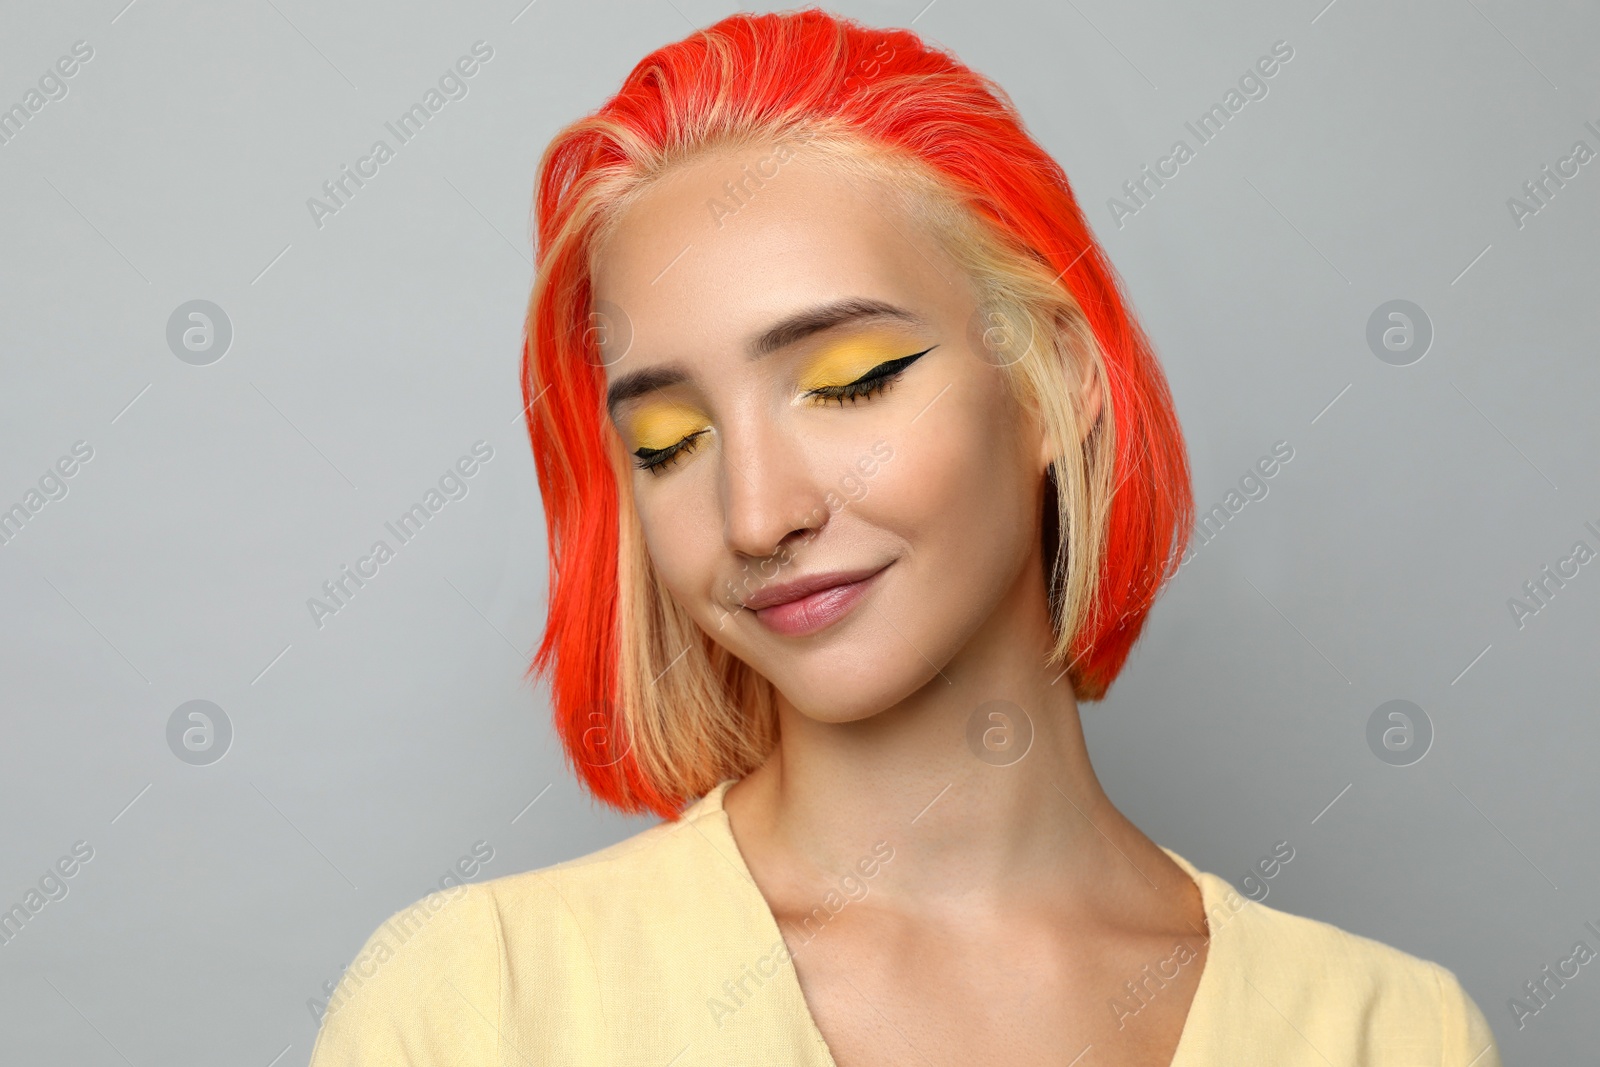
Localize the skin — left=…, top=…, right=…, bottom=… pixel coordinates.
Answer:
left=593, top=142, right=1208, bottom=1066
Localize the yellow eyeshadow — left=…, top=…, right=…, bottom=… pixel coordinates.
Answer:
left=798, top=336, right=913, bottom=390
left=628, top=403, right=710, bottom=451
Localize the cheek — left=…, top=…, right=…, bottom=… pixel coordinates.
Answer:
left=850, top=377, right=1042, bottom=667
left=635, top=485, right=722, bottom=605
left=877, top=382, right=1035, bottom=545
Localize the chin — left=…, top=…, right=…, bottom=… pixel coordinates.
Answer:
left=779, top=685, right=899, bottom=725
left=762, top=643, right=946, bottom=725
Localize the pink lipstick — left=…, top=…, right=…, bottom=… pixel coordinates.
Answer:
left=742, top=564, right=889, bottom=637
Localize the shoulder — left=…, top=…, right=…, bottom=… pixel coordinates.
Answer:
left=1203, top=868, right=1440, bottom=991
left=307, top=882, right=502, bottom=1067
left=479, top=791, right=740, bottom=947
left=473, top=792, right=764, bottom=1002
left=308, top=798, right=735, bottom=1067
left=1193, top=869, right=1501, bottom=1065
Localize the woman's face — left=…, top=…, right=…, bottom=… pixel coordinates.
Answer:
left=592, top=144, right=1058, bottom=723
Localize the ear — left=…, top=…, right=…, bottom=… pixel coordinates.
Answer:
left=1076, top=354, right=1104, bottom=442
left=1033, top=403, right=1056, bottom=476
left=1034, top=350, right=1104, bottom=473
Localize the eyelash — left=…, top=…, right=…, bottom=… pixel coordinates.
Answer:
left=632, top=346, right=935, bottom=475
left=805, top=346, right=934, bottom=407
left=633, top=429, right=709, bottom=475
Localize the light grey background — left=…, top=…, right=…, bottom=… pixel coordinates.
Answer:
left=1, top=0, right=1595, bottom=1062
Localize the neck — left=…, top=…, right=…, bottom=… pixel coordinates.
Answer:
left=726, top=558, right=1141, bottom=912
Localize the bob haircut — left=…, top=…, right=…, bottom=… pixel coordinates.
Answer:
left=521, top=7, right=1193, bottom=820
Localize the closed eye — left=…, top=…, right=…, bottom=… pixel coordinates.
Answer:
left=633, top=428, right=709, bottom=475
left=805, top=345, right=936, bottom=406
left=632, top=345, right=935, bottom=476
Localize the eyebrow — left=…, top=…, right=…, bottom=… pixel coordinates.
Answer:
left=604, top=297, right=928, bottom=419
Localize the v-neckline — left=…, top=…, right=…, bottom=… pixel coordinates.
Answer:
left=691, top=777, right=1222, bottom=1067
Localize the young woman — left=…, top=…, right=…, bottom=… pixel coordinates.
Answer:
left=309, top=10, right=1499, bottom=1065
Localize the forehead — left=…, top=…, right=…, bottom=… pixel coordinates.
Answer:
left=590, top=147, right=960, bottom=365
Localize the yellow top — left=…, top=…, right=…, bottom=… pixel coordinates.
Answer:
left=308, top=779, right=1501, bottom=1066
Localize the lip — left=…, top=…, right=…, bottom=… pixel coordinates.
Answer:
left=741, top=564, right=890, bottom=637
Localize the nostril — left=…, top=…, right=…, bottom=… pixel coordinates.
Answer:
left=785, top=526, right=819, bottom=548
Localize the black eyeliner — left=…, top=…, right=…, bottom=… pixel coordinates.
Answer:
left=808, top=345, right=937, bottom=397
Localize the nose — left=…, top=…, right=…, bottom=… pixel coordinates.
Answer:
left=718, top=414, right=830, bottom=563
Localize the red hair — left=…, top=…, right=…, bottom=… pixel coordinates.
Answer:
left=522, top=8, right=1192, bottom=819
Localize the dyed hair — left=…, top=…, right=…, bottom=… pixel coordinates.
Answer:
left=522, top=8, right=1193, bottom=820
